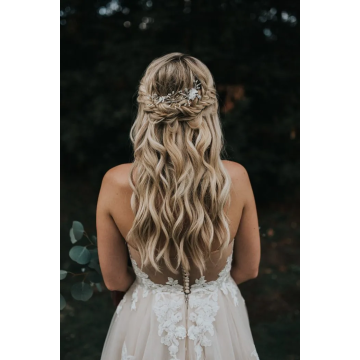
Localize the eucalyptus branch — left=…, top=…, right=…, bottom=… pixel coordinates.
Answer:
left=61, top=221, right=103, bottom=310
left=69, top=272, right=90, bottom=280
left=83, top=231, right=94, bottom=245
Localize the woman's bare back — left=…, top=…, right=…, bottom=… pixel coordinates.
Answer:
left=97, top=159, right=260, bottom=287
left=108, top=160, right=242, bottom=247
left=98, top=161, right=261, bottom=360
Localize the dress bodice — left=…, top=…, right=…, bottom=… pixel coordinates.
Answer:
left=116, top=240, right=241, bottom=360
left=108, top=240, right=260, bottom=360
left=126, top=239, right=235, bottom=288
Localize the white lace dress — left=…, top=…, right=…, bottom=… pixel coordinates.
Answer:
left=100, top=245, right=260, bottom=360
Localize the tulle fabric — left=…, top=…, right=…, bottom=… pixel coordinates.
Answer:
left=100, top=244, right=260, bottom=360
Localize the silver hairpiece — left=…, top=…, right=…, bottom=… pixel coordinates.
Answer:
left=149, top=79, right=202, bottom=107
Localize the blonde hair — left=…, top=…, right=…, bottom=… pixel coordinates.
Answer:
left=127, top=53, right=231, bottom=275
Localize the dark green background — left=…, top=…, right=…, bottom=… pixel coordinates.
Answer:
left=61, top=1, right=299, bottom=359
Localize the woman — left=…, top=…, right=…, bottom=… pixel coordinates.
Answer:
left=97, top=53, right=261, bottom=360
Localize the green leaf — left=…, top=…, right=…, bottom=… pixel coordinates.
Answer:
left=71, top=282, right=93, bottom=301
left=88, top=259, right=101, bottom=274
left=91, top=235, right=97, bottom=244
left=69, top=228, right=77, bottom=244
left=60, top=294, right=66, bottom=310
left=72, top=221, right=84, bottom=240
left=88, top=271, right=102, bottom=283
left=60, top=270, right=67, bottom=280
left=89, top=248, right=98, bottom=261
left=69, top=246, right=91, bottom=265
left=95, top=283, right=102, bottom=292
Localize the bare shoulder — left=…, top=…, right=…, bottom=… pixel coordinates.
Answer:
left=222, top=160, right=254, bottom=207
left=97, top=163, right=133, bottom=214
left=222, top=160, right=250, bottom=184
left=101, top=163, right=133, bottom=191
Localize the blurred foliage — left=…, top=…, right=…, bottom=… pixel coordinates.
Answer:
left=61, top=221, right=104, bottom=310
left=60, top=0, right=299, bottom=203
left=61, top=0, right=299, bottom=359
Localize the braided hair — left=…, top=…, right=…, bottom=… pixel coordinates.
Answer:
left=127, top=53, right=231, bottom=275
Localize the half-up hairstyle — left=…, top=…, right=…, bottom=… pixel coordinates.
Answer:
left=127, top=53, right=231, bottom=275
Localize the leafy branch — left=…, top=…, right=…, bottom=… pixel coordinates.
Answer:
left=60, top=221, right=103, bottom=310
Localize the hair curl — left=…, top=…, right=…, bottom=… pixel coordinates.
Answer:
left=127, top=53, right=231, bottom=275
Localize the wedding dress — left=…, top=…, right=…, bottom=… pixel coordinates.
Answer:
left=100, top=240, right=260, bottom=360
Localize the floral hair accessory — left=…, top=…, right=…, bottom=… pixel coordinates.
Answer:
left=149, top=79, right=202, bottom=107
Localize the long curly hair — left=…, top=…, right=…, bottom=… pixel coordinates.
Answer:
left=127, top=53, right=231, bottom=275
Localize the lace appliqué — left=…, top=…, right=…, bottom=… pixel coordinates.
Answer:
left=131, top=287, right=138, bottom=311
left=251, top=349, right=260, bottom=359
left=130, top=255, right=182, bottom=310
left=130, top=257, right=185, bottom=359
left=121, top=343, right=134, bottom=360
left=153, top=292, right=187, bottom=360
left=186, top=253, right=238, bottom=360
left=128, top=251, right=240, bottom=360
left=217, top=254, right=239, bottom=306
left=130, top=257, right=184, bottom=296
left=116, top=294, right=127, bottom=317
left=189, top=254, right=239, bottom=304
left=188, top=286, right=219, bottom=360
